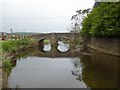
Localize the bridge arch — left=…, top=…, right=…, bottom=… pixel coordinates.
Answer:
left=32, top=33, right=80, bottom=51
left=38, top=37, right=52, bottom=52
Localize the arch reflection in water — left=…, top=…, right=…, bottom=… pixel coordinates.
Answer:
left=7, top=48, right=87, bottom=88
left=39, top=36, right=70, bottom=53
left=39, top=38, right=51, bottom=52
left=57, top=41, right=70, bottom=52
left=3, top=46, right=120, bottom=88
left=43, top=43, right=51, bottom=52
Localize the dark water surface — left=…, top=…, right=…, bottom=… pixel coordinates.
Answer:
left=6, top=43, right=120, bottom=88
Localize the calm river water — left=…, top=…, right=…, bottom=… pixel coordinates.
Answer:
left=4, top=42, right=120, bottom=88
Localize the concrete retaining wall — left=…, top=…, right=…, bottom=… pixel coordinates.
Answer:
left=87, top=38, right=120, bottom=56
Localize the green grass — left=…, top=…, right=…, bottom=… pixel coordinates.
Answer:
left=0, top=41, right=2, bottom=51
left=1, top=39, right=35, bottom=53
left=1, top=39, right=36, bottom=75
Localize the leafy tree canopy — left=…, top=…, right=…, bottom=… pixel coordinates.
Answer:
left=81, top=2, right=120, bottom=38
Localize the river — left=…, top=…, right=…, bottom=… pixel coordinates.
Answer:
left=3, top=42, right=120, bottom=88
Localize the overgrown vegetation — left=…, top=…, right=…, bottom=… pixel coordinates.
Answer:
left=1, top=38, right=36, bottom=75
left=81, top=2, right=120, bottom=38
left=3, top=59, right=13, bottom=74
left=1, top=39, right=35, bottom=53
left=43, top=39, right=50, bottom=44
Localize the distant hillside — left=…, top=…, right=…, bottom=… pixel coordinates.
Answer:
left=13, top=32, right=40, bottom=35
left=0, top=32, right=40, bottom=35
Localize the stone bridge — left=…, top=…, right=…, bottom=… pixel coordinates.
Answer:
left=31, top=33, right=80, bottom=48
left=33, top=47, right=80, bottom=58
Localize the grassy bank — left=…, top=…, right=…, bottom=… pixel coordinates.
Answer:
left=1, top=38, right=37, bottom=74
left=2, top=39, right=36, bottom=53
left=1, top=39, right=37, bottom=88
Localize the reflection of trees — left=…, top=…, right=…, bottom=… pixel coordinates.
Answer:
left=79, top=50, right=119, bottom=88
left=71, top=57, right=83, bottom=81
left=6, top=45, right=120, bottom=88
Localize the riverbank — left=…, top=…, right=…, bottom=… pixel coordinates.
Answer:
left=0, top=38, right=37, bottom=88
left=2, top=39, right=37, bottom=57
left=87, top=38, right=120, bottom=57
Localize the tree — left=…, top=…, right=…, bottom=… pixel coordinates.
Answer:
left=81, top=2, right=120, bottom=38
left=70, top=9, right=91, bottom=33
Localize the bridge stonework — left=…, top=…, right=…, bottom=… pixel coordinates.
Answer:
left=31, top=33, right=80, bottom=48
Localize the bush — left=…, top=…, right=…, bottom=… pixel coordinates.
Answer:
left=3, top=59, right=13, bottom=74
left=81, top=2, right=120, bottom=38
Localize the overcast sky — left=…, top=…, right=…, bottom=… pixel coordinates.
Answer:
left=2, top=0, right=95, bottom=18
left=1, top=0, right=95, bottom=33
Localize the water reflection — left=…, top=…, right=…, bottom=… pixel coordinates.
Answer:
left=71, top=58, right=82, bottom=81
left=57, top=41, right=70, bottom=52
left=79, top=49, right=119, bottom=88
left=43, top=43, right=51, bottom=52
left=2, top=44, right=120, bottom=88
left=8, top=57, right=87, bottom=88
left=41, top=41, right=70, bottom=52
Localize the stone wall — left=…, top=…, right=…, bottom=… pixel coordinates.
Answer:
left=87, top=38, right=120, bottom=56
